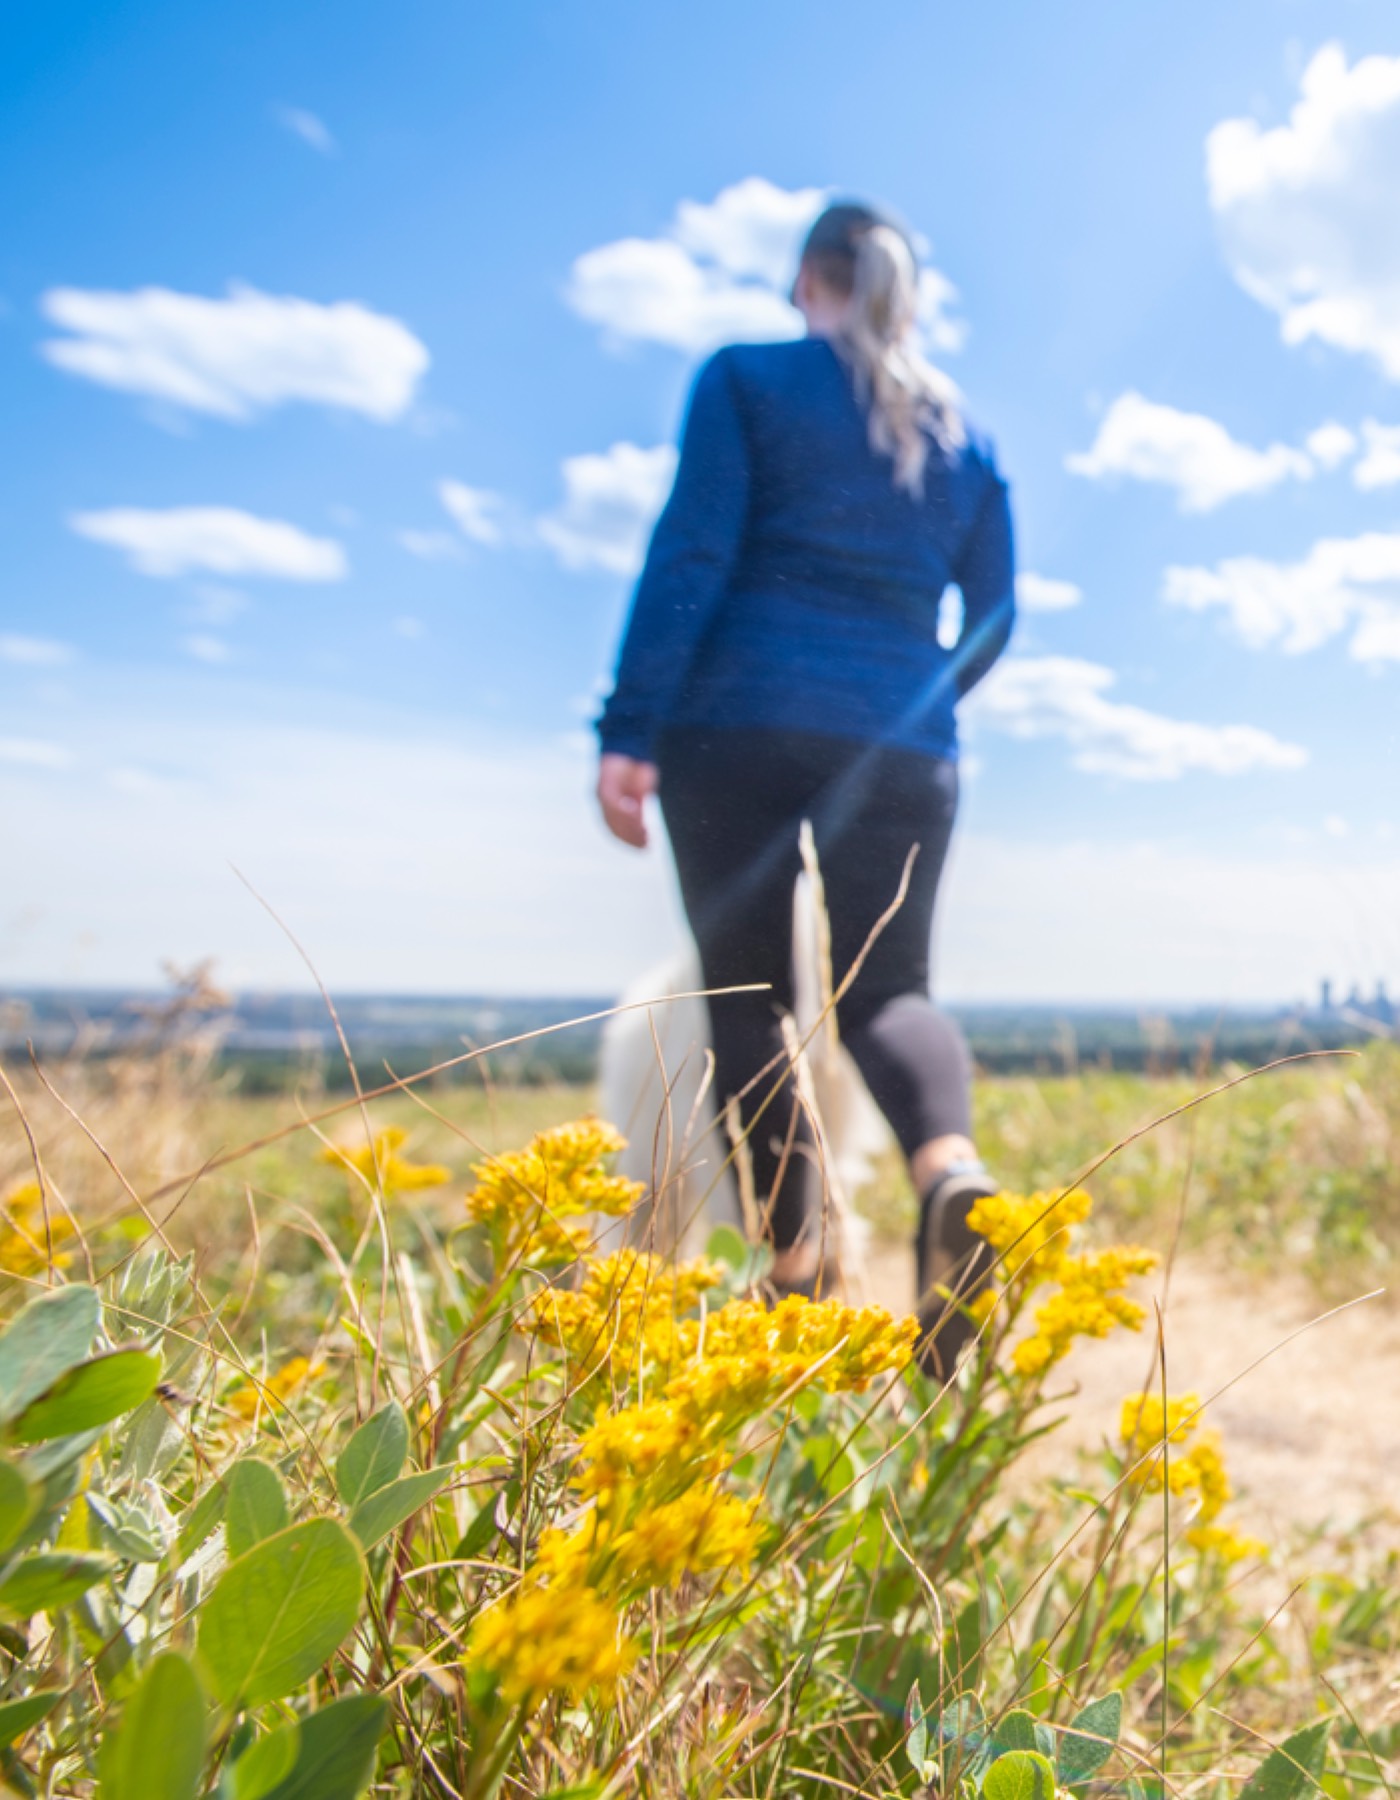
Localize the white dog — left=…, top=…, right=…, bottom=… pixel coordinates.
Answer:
left=598, top=829, right=892, bottom=1297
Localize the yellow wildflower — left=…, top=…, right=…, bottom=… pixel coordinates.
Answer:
left=1184, top=1522, right=1268, bottom=1563
left=965, top=1188, right=1093, bottom=1286
left=227, top=1355, right=326, bottom=1423
left=1120, top=1391, right=1264, bottom=1559
left=320, top=1127, right=450, bottom=1196
left=528, top=1249, right=723, bottom=1372
left=1010, top=1247, right=1157, bottom=1377
left=466, top=1118, right=644, bottom=1265
left=612, top=1486, right=761, bottom=1586
left=961, top=1187, right=1157, bottom=1380
left=468, top=1577, right=637, bottom=1706
left=1, top=1182, right=75, bottom=1277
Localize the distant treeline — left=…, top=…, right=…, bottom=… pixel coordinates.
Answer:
left=3, top=987, right=1389, bottom=1092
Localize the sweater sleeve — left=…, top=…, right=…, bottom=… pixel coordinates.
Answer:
left=950, top=460, right=1017, bottom=700
left=596, top=352, right=752, bottom=760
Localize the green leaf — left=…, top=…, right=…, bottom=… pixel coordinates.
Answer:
left=0, top=1285, right=99, bottom=1425
left=1238, top=1719, right=1332, bottom=1800
left=0, top=1550, right=117, bottom=1620
left=176, top=1479, right=227, bottom=1562
left=229, top=1722, right=300, bottom=1800
left=984, top=1750, right=1058, bottom=1800
left=335, top=1402, right=407, bottom=1508
left=0, top=1689, right=63, bottom=1751
left=196, top=1518, right=365, bottom=1709
left=257, top=1694, right=388, bottom=1800
left=704, top=1224, right=750, bottom=1271
left=348, top=1466, right=453, bottom=1550
left=98, top=1650, right=206, bottom=1800
left=905, top=1681, right=928, bottom=1775
left=0, top=1458, right=38, bottom=1555
left=1058, top=1691, right=1123, bottom=1786
left=11, top=1348, right=162, bottom=1443
left=226, top=1460, right=290, bottom=1560
left=997, top=1711, right=1041, bottom=1754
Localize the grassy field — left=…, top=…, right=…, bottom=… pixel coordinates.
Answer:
left=2, top=1027, right=1398, bottom=1796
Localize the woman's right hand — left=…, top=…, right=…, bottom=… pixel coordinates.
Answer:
left=597, top=754, right=659, bottom=849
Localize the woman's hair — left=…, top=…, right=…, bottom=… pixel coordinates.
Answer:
left=800, top=205, right=964, bottom=497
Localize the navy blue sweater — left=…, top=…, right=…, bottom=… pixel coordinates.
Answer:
left=597, top=337, right=1016, bottom=764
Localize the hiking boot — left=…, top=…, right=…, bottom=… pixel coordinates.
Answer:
left=915, top=1162, right=1000, bottom=1379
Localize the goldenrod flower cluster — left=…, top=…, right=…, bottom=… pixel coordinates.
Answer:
left=1120, top=1392, right=1267, bottom=1563
left=0, top=1182, right=75, bottom=1277
left=465, top=1118, right=644, bottom=1265
left=528, top=1248, right=724, bottom=1372
left=319, top=1126, right=450, bottom=1196
left=227, top=1354, right=326, bottom=1424
left=965, top=1189, right=1158, bottom=1378
left=468, top=1159, right=917, bottom=1708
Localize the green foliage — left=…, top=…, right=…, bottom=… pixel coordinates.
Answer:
left=10, top=1345, right=162, bottom=1442
left=1057, top=1690, right=1124, bottom=1786
left=336, top=1401, right=408, bottom=1507
left=226, top=1458, right=291, bottom=1558
left=197, top=1519, right=365, bottom=1708
left=1238, top=1719, right=1332, bottom=1799
left=984, top=1750, right=1058, bottom=1800
left=98, top=1651, right=206, bottom=1800
left=0, top=1053, right=1389, bottom=1798
left=347, top=1465, right=454, bottom=1549
left=0, top=1284, right=99, bottom=1422
left=251, top=1695, right=388, bottom=1800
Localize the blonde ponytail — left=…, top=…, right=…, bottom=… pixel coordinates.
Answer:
left=834, top=225, right=964, bottom=497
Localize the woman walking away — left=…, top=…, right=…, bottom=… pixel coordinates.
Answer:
left=595, top=200, right=1016, bottom=1378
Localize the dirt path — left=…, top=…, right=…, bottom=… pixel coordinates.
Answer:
left=860, top=1236, right=1400, bottom=1540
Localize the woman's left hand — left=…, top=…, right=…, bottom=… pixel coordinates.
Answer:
left=597, top=754, right=659, bottom=849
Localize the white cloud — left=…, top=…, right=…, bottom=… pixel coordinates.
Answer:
left=438, top=479, right=506, bottom=546
left=0, top=738, right=73, bottom=770
left=71, top=506, right=347, bottom=581
left=0, top=634, right=75, bottom=666
left=537, top=442, right=678, bottom=576
left=394, top=617, right=426, bottom=639
left=1066, top=392, right=1313, bottom=511
left=41, top=284, right=428, bottom=421
left=1015, top=572, right=1082, bottom=613
left=566, top=176, right=965, bottom=357
left=1306, top=421, right=1358, bottom=468
left=1163, top=531, right=1400, bottom=661
left=187, top=585, right=250, bottom=625
left=1207, top=44, right=1400, bottom=379
left=397, top=529, right=463, bottom=562
left=970, top=655, right=1308, bottom=780
left=276, top=105, right=335, bottom=155
left=183, top=634, right=232, bottom=664
left=1354, top=420, right=1400, bottom=489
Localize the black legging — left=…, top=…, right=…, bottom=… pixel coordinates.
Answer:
left=658, top=726, right=972, bottom=1251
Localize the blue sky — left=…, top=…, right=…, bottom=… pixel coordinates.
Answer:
left=3, top=0, right=1399, bottom=1001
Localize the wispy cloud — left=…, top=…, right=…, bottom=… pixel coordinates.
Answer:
left=537, top=442, right=678, bottom=576
left=438, top=479, right=507, bottom=546
left=1208, top=44, right=1400, bottom=380
left=1066, top=392, right=1314, bottom=511
left=41, top=284, right=428, bottom=422
left=275, top=105, right=336, bottom=155
left=70, top=506, right=347, bottom=581
left=970, top=655, right=1308, bottom=779
left=0, top=634, right=75, bottom=666
left=1015, top=572, right=1082, bottom=612
left=566, top=176, right=965, bottom=357
left=1164, top=531, right=1400, bottom=663
left=0, top=738, right=73, bottom=771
